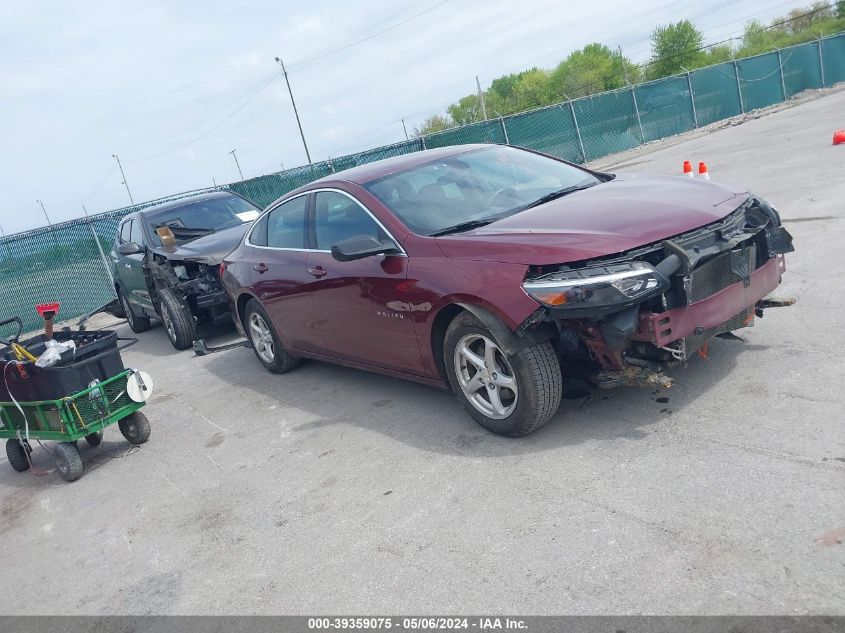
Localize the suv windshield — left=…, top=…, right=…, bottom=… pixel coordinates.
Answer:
left=364, top=146, right=601, bottom=236
left=146, top=195, right=259, bottom=246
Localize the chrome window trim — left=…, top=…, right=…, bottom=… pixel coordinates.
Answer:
left=245, top=187, right=406, bottom=256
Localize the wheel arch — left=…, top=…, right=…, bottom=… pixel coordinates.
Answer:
left=430, top=301, right=556, bottom=382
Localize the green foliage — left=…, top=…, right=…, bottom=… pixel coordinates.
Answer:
left=415, top=4, right=844, bottom=135
left=414, top=114, right=453, bottom=137
left=736, top=5, right=845, bottom=57
left=648, top=20, right=706, bottom=78
left=447, top=94, right=484, bottom=126
left=548, top=43, right=637, bottom=100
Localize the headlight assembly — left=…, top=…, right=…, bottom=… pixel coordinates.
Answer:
left=522, top=261, right=668, bottom=316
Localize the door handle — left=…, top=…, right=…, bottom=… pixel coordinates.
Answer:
left=308, top=266, right=327, bottom=278
left=253, top=263, right=268, bottom=273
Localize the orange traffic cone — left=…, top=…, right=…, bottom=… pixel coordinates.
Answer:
left=683, top=160, right=693, bottom=177
left=698, top=162, right=710, bottom=180
left=834, top=129, right=845, bottom=145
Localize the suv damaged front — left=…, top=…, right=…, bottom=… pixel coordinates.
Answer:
left=145, top=225, right=241, bottom=326
left=520, top=196, right=795, bottom=389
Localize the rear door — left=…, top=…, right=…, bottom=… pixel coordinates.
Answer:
left=304, top=189, right=424, bottom=376
left=239, top=194, right=323, bottom=352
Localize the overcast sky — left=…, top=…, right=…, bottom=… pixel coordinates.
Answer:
left=0, top=0, right=809, bottom=233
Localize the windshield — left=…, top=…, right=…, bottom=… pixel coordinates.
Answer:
left=146, top=195, right=258, bottom=246
left=363, top=146, right=601, bottom=236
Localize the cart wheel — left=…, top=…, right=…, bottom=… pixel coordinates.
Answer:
left=5, top=439, right=31, bottom=473
left=53, top=442, right=84, bottom=482
left=118, top=411, right=151, bottom=444
left=84, top=431, right=104, bottom=447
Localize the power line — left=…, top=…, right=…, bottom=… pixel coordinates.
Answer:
left=126, top=72, right=279, bottom=162
left=286, top=0, right=451, bottom=69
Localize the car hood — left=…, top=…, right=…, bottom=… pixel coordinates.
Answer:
left=151, top=223, right=250, bottom=265
left=435, top=174, right=750, bottom=265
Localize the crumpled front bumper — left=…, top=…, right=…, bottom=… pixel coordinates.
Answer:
left=634, top=254, right=785, bottom=348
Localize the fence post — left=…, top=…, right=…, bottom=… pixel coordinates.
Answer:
left=776, top=49, right=788, bottom=100
left=565, top=102, right=587, bottom=163
left=686, top=72, right=698, bottom=128
left=82, top=206, right=116, bottom=292
left=499, top=116, right=510, bottom=145
left=818, top=37, right=826, bottom=87
left=734, top=61, right=745, bottom=113
left=421, top=135, right=427, bottom=150
left=630, top=86, right=645, bottom=142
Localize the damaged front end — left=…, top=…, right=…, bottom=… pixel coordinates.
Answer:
left=520, top=196, right=795, bottom=388
left=146, top=255, right=230, bottom=324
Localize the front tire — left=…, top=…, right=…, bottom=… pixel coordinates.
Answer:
left=118, top=411, right=151, bottom=444
left=157, top=287, right=196, bottom=350
left=6, top=439, right=30, bottom=472
left=118, top=288, right=151, bottom=333
left=53, top=442, right=84, bottom=482
left=244, top=299, right=301, bottom=374
left=443, top=311, right=562, bottom=437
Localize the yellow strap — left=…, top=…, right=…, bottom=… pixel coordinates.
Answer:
left=12, top=343, right=37, bottom=363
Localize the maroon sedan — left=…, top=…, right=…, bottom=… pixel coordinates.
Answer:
left=221, top=144, right=794, bottom=436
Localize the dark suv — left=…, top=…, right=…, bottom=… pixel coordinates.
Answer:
left=110, top=191, right=259, bottom=349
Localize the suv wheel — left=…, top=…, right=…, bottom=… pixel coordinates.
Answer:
left=444, top=311, right=562, bottom=437
left=118, top=288, right=151, bottom=333
left=244, top=299, right=301, bottom=374
left=157, top=288, right=197, bottom=350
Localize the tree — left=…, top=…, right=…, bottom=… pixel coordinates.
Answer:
left=548, top=43, right=636, bottom=100
left=648, top=20, right=706, bottom=79
left=447, top=94, right=484, bottom=126
left=414, top=114, right=452, bottom=137
left=837, top=0, right=845, bottom=19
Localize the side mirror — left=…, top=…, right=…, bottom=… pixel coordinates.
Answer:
left=117, top=242, right=143, bottom=256
left=331, top=235, right=399, bottom=262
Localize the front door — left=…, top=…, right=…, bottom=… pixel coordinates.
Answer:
left=305, top=190, right=424, bottom=376
left=114, top=218, right=152, bottom=311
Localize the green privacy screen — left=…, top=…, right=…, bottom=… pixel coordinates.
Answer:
left=1, top=33, right=842, bottom=334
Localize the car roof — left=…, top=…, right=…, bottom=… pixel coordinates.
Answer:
left=308, top=143, right=492, bottom=187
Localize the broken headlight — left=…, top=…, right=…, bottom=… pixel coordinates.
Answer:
left=522, top=261, right=669, bottom=316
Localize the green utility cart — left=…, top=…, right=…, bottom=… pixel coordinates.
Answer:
left=0, top=317, right=151, bottom=482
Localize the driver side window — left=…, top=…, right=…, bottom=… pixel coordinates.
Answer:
left=313, top=191, right=386, bottom=250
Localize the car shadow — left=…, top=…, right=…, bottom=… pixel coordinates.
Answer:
left=200, top=335, right=746, bottom=457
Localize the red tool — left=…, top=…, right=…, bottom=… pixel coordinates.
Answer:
left=36, top=302, right=60, bottom=339
left=834, top=129, right=845, bottom=145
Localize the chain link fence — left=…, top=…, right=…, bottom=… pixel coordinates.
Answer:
left=2, top=33, right=843, bottom=335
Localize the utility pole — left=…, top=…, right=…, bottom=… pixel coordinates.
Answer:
left=37, top=199, right=52, bottom=225
left=476, top=76, right=488, bottom=120
left=229, top=149, right=244, bottom=180
left=111, top=154, right=134, bottom=205
left=618, top=46, right=630, bottom=85
left=401, top=118, right=409, bottom=140
left=275, top=57, right=312, bottom=165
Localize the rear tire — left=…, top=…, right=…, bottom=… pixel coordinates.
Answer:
left=443, top=311, right=562, bottom=437
left=157, top=287, right=196, bottom=350
left=118, top=288, right=151, bottom=333
left=54, top=442, right=84, bottom=482
left=6, top=439, right=30, bottom=472
left=119, top=411, right=151, bottom=445
left=244, top=299, right=301, bottom=374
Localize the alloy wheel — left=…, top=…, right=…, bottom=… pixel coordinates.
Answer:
left=454, top=333, right=518, bottom=419
left=249, top=312, right=275, bottom=364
